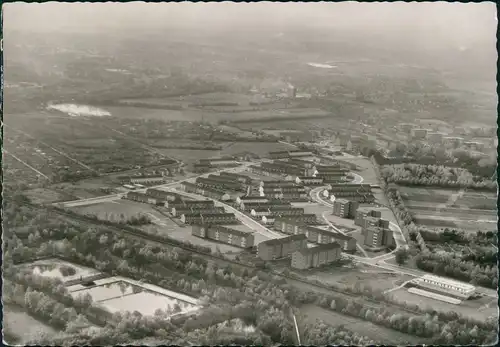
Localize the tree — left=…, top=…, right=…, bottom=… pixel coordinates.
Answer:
left=395, top=248, right=410, bottom=265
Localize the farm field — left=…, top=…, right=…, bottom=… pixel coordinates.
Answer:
left=3, top=304, right=60, bottom=345
left=389, top=288, right=497, bottom=322
left=398, top=186, right=497, bottom=231
left=299, top=304, right=426, bottom=345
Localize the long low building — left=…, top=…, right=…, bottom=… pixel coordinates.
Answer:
left=219, top=171, right=253, bottom=184
left=296, top=176, right=324, bottom=186
left=274, top=215, right=319, bottom=225
left=257, top=234, right=308, bottom=261
left=166, top=198, right=214, bottom=209
left=269, top=150, right=314, bottom=159
left=240, top=201, right=291, bottom=212
left=291, top=242, right=342, bottom=269
left=146, top=188, right=183, bottom=202
left=192, top=224, right=255, bottom=248
left=180, top=213, right=239, bottom=225
left=236, top=196, right=270, bottom=204
left=196, top=177, right=243, bottom=191
left=125, top=191, right=164, bottom=205
left=410, top=274, right=476, bottom=300
left=180, top=182, right=231, bottom=201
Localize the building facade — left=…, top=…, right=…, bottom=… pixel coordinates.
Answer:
left=333, top=199, right=359, bottom=218
left=362, top=226, right=394, bottom=248
left=192, top=224, right=255, bottom=248
left=291, top=242, right=342, bottom=269
left=411, top=274, right=475, bottom=299
left=180, top=213, right=238, bottom=225
left=257, top=234, right=308, bottom=260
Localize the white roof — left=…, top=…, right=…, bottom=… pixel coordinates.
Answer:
left=418, top=274, right=476, bottom=291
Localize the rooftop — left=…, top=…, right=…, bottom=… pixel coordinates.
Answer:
left=260, top=234, right=307, bottom=246
left=296, top=242, right=341, bottom=255
left=416, top=274, right=476, bottom=291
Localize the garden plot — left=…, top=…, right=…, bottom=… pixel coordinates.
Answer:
left=398, top=187, right=497, bottom=231
left=69, top=277, right=200, bottom=317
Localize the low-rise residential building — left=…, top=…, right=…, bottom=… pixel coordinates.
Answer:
left=192, top=224, right=255, bottom=248
left=167, top=199, right=214, bottom=209
left=199, top=157, right=239, bottom=167
left=172, top=206, right=225, bottom=217
left=272, top=219, right=357, bottom=252
left=146, top=188, right=183, bottom=202
left=129, top=176, right=165, bottom=185
left=269, top=150, right=314, bottom=160
left=236, top=196, right=269, bottom=205
left=273, top=214, right=318, bottom=226
left=196, top=177, right=243, bottom=191
left=125, top=191, right=163, bottom=205
left=193, top=163, right=213, bottom=173
left=180, top=182, right=231, bottom=201
left=362, top=226, right=394, bottom=248
left=411, top=274, right=476, bottom=300
left=261, top=180, right=298, bottom=188
left=329, top=184, right=372, bottom=192
left=257, top=234, right=308, bottom=260
left=291, top=242, right=342, bottom=269
left=296, top=176, right=324, bottom=185
left=333, top=199, right=359, bottom=218
left=412, top=128, right=428, bottom=139
left=219, top=171, right=253, bottom=184
left=180, top=213, right=238, bottom=225
left=240, top=201, right=291, bottom=212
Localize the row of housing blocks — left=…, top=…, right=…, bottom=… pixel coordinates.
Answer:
left=323, top=183, right=375, bottom=203
left=257, top=233, right=344, bottom=270
left=332, top=198, right=394, bottom=249
left=250, top=159, right=349, bottom=185
left=125, top=188, right=238, bottom=225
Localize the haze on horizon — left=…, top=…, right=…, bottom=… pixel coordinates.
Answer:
left=4, top=2, right=496, bottom=47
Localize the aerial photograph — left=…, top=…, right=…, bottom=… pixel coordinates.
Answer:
left=2, top=2, right=498, bottom=346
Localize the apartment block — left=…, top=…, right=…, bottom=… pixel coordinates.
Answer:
left=257, top=234, right=308, bottom=260
left=291, top=242, right=342, bottom=269
left=362, top=226, right=394, bottom=248
left=332, top=199, right=359, bottom=218
left=192, top=224, right=255, bottom=248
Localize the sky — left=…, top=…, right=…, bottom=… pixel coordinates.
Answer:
left=5, top=1, right=497, bottom=45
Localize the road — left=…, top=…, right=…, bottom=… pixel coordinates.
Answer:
left=57, top=162, right=256, bottom=208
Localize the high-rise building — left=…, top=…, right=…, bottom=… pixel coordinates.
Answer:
left=333, top=199, right=359, bottom=218
left=362, top=226, right=394, bottom=248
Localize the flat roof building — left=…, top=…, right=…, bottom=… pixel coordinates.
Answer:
left=411, top=274, right=476, bottom=300
left=291, top=242, right=342, bottom=270
left=192, top=224, right=255, bottom=248
left=257, top=234, right=308, bottom=261
left=333, top=199, right=359, bottom=219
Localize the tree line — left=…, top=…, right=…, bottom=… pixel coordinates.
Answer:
left=380, top=164, right=496, bottom=191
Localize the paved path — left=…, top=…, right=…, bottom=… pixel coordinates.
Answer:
left=4, top=150, right=50, bottom=179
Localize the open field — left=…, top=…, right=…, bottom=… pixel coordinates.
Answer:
left=299, top=304, right=426, bottom=345
left=389, top=287, right=497, bottom=322
left=398, top=186, right=497, bottom=231
left=289, top=262, right=412, bottom=293
left=70, top=199, right=165, bottom=219
left=3, top=304, right=60, bottom=345
left=141, top=222, right=250, bottom=255
left=217, top=141, right=295, bottom=158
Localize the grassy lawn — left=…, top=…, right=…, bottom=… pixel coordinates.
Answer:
left=3, top=304, right=60, bottom=345
left=299, top=304, right=427, bottom=345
